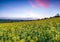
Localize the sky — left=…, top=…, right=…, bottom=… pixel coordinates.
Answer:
left=0, top=0, right=60, bottom=19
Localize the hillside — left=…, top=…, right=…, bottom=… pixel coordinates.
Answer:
left=0, top=17, right=60, bottom=42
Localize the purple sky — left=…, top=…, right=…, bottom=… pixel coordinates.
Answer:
left=0, top=0, right=60, bottom=19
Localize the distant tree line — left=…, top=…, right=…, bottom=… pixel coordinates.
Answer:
left=37, top=13, right=60, bottom=20
left=0, top=13, right=60, bottom=23
left=54, top=13, right=60, bottom=17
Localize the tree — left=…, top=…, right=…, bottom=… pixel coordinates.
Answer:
left=54, top=13, right=60, bottom=17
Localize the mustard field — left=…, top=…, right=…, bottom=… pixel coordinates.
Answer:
left=0, top=17, right=60, bottom=42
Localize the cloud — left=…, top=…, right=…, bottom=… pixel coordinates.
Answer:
left=23, top=9, right=46, bottom=19
left=58, top=3, right=60, bottom=10
left=29, top=0, right=36, bottom=8
left=23, top=10, right=40, bottom=18
left=35, top=0, right=50, bottom=8
left=32, top=4, right=36, bottom=8
left=29, top=0, right=50, bottom=8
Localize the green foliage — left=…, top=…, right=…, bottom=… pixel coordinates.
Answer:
left=0, top=17, right=60, bottom=42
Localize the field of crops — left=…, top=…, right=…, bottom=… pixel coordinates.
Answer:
left=0, top=17, right=60, bottom=42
